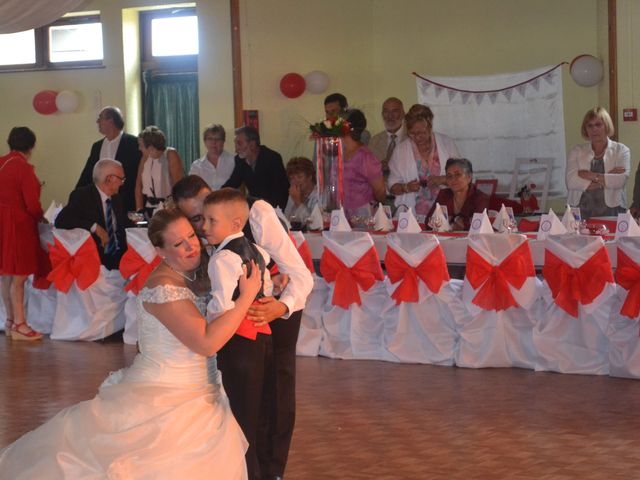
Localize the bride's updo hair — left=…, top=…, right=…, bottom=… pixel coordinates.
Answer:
left=148, top=208, right=189, bottom=248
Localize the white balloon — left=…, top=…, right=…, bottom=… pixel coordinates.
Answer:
left=570, top=55, right=603, bottom=87
left=304, top=71, right=330, bottom=94
left=55, top=90, right=80, bottom=113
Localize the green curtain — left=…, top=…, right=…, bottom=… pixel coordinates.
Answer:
left=143, top=71, right=199, bottom=171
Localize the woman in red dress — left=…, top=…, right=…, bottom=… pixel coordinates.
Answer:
left=0, top=127, right=44, bottom=340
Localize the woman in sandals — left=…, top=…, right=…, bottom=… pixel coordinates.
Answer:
left=0, top=127, right=45, bottom=341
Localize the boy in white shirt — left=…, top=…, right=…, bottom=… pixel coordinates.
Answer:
left=203, top=188, right=273, bottom=480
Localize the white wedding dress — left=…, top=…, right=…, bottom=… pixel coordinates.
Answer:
left=0, top=285, right=248, bottom=479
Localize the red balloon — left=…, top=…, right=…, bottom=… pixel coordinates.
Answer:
left=33, top=90, right=58, bottom=115
left=279, top=73, right=305, bottom=98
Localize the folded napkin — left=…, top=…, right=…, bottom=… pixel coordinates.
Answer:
left=492, top=204, right=517, bottom=233
left=330, top=207, right=352, bottom=232
left=561, top=204, right=580, bottom=232
left=43, top=200, right=63, bottom=224
left=429, top=203, right=452, bottom=232
left=308, top=204, right=324, bottom=231
left=373, top=203, right=393, bottom=231
left=397, top=209, right=422, bottom=233
left=469, top=209, right=494, bottom=234
left=274, top=206, right=291, bottom=230
left=615, top=211, right=640, bottom=239
left=537, top=209, right=567, bottom=240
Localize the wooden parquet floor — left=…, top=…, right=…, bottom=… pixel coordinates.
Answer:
left=2, top=333, right=640, bottom=479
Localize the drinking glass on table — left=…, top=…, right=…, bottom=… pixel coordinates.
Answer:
left=505, top=207, right=517, bottom=234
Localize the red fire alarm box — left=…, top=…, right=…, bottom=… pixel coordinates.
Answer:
left=623, top=108, right=637, bottom=122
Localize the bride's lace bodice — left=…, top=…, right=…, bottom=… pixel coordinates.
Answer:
left=119, top=285, right=211, bottom=385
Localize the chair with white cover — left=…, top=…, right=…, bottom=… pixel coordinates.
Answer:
left=534, top=234, right=615, bottom=375
left=25, top=223, right=57, bottom=334
left=455, top=233, right=540, bottom=369
left=47, top=228, right=127, bottom=341
left=119, top=228, right=160, bottom=345
left=318, top=231, right=386, bottom=360
left=291, top=231, right=326, bottom=357
left=381, top=233, right=459, bottom=365
left=607, top=237, right=640, bottom=378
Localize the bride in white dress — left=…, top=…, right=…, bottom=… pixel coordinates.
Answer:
left=0, top=208, right=262, bottom=479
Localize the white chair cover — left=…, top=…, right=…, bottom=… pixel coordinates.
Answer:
left=25, top=223, right=56, bottom=334
left=455, top=233, right=541, bottom=369
left=49, top=228, right=126, bottom=341
left=607, top=237, right=640, bottom=378
left=318, top=231, right=387, bottom=360
left=381, top=233, right=458, bottom=365
left=290, top=232, right=325, bottom=357
left=533, top=234, right=615, bottom=375
left=121, top=228, right=157, bottom=345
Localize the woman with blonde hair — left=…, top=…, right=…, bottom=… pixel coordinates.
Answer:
left=566, top=106, right=629, bottom=219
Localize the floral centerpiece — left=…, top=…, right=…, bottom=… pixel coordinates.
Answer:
left=309, top=118, right=350, bottom=213
left=309, top=117, right=351, bottom=138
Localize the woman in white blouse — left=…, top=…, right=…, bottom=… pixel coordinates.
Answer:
left=135, top=126, right=185, bottom=216
left=566, top=107, right=630, bottom=219
left=189, top=124, right=235, bottom=190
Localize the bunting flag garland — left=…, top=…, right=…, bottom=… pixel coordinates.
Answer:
left=413, top=62, right=565, bottom=104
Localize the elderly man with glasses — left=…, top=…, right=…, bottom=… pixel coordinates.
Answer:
left=56, top=159, right=132, bottom=270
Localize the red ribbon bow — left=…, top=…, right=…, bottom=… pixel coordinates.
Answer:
left=119, top=248, right=161, bottom=295
left=320, top=246, right=383, bottom=309
left=384, top=245, right=450, bottom=304
left=542, top=246, right=613, bottom=317
left=466, top=241, right=535, bottom=311
left=46, top=236, right=101, bottom=293
left=615, top=248, right=640, bottom=319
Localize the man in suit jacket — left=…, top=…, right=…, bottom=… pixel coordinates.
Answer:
left=368, top=97, right=407, bottom=176
left=222, top=126, right=289, bottom=209
left=76, top=106, right=141, bottom=212
left=57, top=159, right=131, bottom=270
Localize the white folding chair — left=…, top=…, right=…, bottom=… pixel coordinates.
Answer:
left=48, top=228, right=126, bottom=341
left=455, top=233, right=541, bottom=369
left=534, top=234, right=615, bottom=375
left=318, top=231, right=386, bottom=360
left=608, top=237, right=640, bottom=378
left=381, top=233, right=459, bottom=365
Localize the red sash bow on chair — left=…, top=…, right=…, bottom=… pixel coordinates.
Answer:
left=385, top=246, right=449, bottom=304
left=542, top=246, right=613, bottom=317
left=466, top=241, right=535, bottom=311
left=46, top=237, right=101, bottom=293
left=615, top=249, right=640, bottom=319
left=120, top=248, right=161, bottom=295
left=320, top=246, right=383, bottom=309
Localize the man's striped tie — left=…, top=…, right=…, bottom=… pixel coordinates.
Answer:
left=105, top=198, right=118, bottom=254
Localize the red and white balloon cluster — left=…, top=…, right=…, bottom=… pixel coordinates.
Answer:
left=33, top=90, right=80, bottom=115
left=279, top=71, right=330, bottom=98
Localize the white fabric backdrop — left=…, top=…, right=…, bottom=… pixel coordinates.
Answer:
left=416, top=65, right=566, bottom=199
left=0, top=0, right=90, bottom=34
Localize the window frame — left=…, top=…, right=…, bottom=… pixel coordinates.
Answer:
left=0, top=13, right=104, bottom=73
left=139, top=7, right=198, bottom=74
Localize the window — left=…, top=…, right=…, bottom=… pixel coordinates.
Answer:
left=0, top=13, right=103, bottom=71
left=140, top=7, right=198, bottom=72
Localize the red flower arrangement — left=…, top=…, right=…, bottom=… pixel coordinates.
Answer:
left=309, top=117, right=351, bottom=138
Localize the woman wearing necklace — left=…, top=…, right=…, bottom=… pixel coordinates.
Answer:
left=0, top=209, right=262, bottom=479
left=426, top=158, right=489, bottom=231
left=566, top=107, right=629, bottom=219
left=388, top=106, right=460, bottom=220
left=341, top=109, right=386, bottom=218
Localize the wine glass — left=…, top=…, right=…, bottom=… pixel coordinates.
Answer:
left=504, top=207, right=517, bottom=234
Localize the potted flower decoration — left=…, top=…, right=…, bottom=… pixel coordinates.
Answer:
left=309, top=117, right=351, bottom=212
